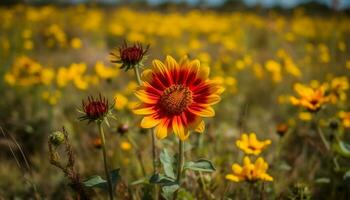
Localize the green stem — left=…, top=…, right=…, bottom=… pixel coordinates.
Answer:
left=177, top=140, right=185, bottom=183
left=316, top=124, right=330, bottom=151
left=98, top=122, right=114, bottom=200
left=174, top=140, right=185, bottom=200
left=134, top=64, right=159, bottom=200
left=127, top=134, right=146, bottom=176
left=151, top=129, right=158, bottom=174
left=134, top=64, right=142, bottom=85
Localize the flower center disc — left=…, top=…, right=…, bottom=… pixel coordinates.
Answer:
left=159, top=85, right=193, bottom=115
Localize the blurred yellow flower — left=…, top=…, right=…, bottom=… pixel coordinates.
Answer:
left=70, top=37, right=82, bottom=49
left=236, top=133, right=271, bottom=155
left=290, top=83, right=329, bottom=112
left=328, top=76, right=349, bottom=103
left=120, top=141, right=132, bottom=151
left=298, top=112, right=312, bottom=121
left=226, top=157, right=273, bottom=182
left=339, top=111, right=350, bottom=128
left=95, top=61, right=119, bottom=80
left=114, top=93, right=128, bottom=110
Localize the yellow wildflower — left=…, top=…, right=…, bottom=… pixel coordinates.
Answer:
left=290, top=83, right=329, bottom=112
left=114, top=93, right=128, bottom=110
left=339, top=111, right=350, bottom=128
left=236, top=133, right=271, bottom=155
left=226, top=157, right=273, bottom=182
left=120, top=141, right=132, bottom=151
left=299, top=112, right=312, bottom=121
left=70, top=37, right=82, bottom=49
left=95, top=61, right=119, bottom=80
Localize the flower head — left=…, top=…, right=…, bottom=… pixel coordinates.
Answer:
left=225, top=157, right=273, bottom=182
left=276, top=123, right=288, bottom=137
left=79, top=94, right=113, bottom=123
left=290, top=83, right=329, bottom=112
left=110, top=41, right=149, bottom=71
left=328, top=76, right=349, bottom=103
left=91, top=137, right=102, bottom=149
left=236, top=133, right=271, bottom=155
left=49, top=131, right=65, bottom=146
left=133, top=55, right=224, bottom=140
left=339, top=111, right=350, bottom=128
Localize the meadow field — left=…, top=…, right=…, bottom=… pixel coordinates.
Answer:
left=0, top=3, right=350, bottom=199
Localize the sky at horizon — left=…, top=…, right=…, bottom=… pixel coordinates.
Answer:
left=146, top=0, right=350, bottom=9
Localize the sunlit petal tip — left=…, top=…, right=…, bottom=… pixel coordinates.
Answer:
left=194, top=120, right=205, bottom=133
left=225, top=174, right=239, bottom=182
left=133, top=106, right=156, bottom=115
left=140, top=116, right=161, bottom=129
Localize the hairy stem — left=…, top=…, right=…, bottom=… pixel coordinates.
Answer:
left=133, top=64, right=142, bottom=85
left=174, top=140, right=185, bottom=200
left=98, top=122, right=114, bottom=200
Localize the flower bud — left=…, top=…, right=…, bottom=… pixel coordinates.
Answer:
left=49, top=131, right=65, bottom=146
left=276, top=123, right=288, bottom=137
left=117, top=123, right=129, bottom=135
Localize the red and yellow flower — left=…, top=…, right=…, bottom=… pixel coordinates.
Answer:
left=133, top=55, right=224, bottom=140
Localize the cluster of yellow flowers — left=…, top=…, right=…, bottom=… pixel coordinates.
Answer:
left=226, top=133, right=273, bottom=182
left=4, top=56, right=54, bottom=86
left=289, top=77, right=349, bottom=122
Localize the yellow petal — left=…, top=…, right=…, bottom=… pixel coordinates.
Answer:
left=188, top=106, right=215, bottom=117
left=140, top=116, right=161, bottom=129
left=232, top=164, right=242, bottom=174
left=173, top=116, right=189, bottom=140
left=155, top=119, right=169, bottom=139
left=205, top=95, right=221, bottom=105
left=189, top=59, right=200, bottom=74
left=194, top=120, right=205, bottom=133
left=225, top=174, right=240, bottom=182
left=135, top=90, right=159, bottom=104
left=141, top=69, right=153, bottom=83
left=152, top=59, right=168, bottom=74
left=165, top=55, right=179, bottom=70
left=133, top=106, right=156, bottom=115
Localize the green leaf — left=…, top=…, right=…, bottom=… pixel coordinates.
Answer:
left=184, top=159, right=216, bottom=172
left=333, top=140, right=350, bottom=158
left=315, top=177, right=330, bottom=184
left=162, top=184, right=180, bottom=200
left=130, top=177, right=149, bottom=186
left=160, top=149, right=176, bottom=179
left=343, top=170, right=350, bottom=180
left=83, top=175, right=107, bottom=189
left=149, top=174, right=176, bottom=186
left=83, top=169, right=120, bottom=190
